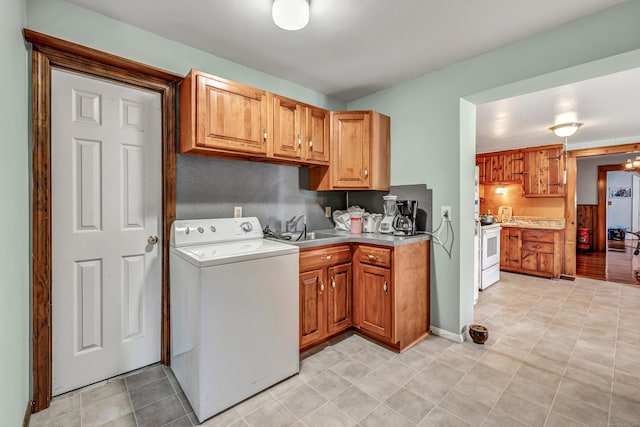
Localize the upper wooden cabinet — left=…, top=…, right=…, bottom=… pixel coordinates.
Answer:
left=310, top=111, right=390, bottom=191
left=269, top=94, right=330, bottom=165
left=476, top=150, right=523, bottom=184
left=522, top=145, right=565, bottom=197
left=180, top=69, right=268, bottom=157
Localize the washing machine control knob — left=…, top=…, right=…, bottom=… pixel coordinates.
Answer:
left=197, top=226, right=204, bottom=234
left=240, top=222, right=253, bottom=232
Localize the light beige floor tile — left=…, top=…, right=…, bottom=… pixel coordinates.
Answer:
left=350, top=347, right=393, bottom=369
left=610, top=393, right=640, bottom=425
left=551, top=393, right=609, bottom=427
left=557, top=377, right=610, bottom=411
left=31, top=392, right=80, bottom=424
left=200, top=407, right=240, bottom=427
left=418, top=407, right=470, bottom=427
left=279, top=384, right=326, bottom=418
left=360, top=405, right=413, bottom=427
left=476, top=351, right=522, bottom=376
left=493, top=390, right=548, bottom=427
left=544, top=411, right=587, bottom=427
left=453, top=363, right=511, bottom=407
left=330, top=385, right=379, bottom=422
left=355, top=369, right=402, bottom=401
left=513, top=364, right=561, bottom=391
left=423, top=361, right=465, bottom=386
left=311, top=347, right=349, bottom=368
left=437, top=349, right=478, bottom=373
left=233, top=390, right=274, bottom=417
left=302, top=402, right=356, bottom=427
left=384, top=388, right=434, bottom=424
left=268, top=375, right=304, bottom=398
left=505, top=375, right=556, bottom=409
left=480, top=409, right=527, bottom=427
left=438, top=389, right=491, bottom=427
left=307, top=370, right=352, bottom=400
left=100, top=413, right=137, bottom=427
left=81, top=391, right=132, bottom=427
left=393, top=347, right=434, bottom=371
left=405, top=370, right=453, bottom=404
left=244, top=400, right=297, bottom=427
left=330, top=358, right=371, bottom=383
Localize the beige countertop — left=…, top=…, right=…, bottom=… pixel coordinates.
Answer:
left=270, top=229, right=431, bottom=249
left=496, top=216, right=565, bottom=230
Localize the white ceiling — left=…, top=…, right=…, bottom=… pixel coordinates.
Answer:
left=476, top=67, right=640, bottom=153
left=64, top=0, right=624, bottom=102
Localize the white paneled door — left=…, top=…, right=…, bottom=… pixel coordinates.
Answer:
left=51, top=69, right=162, bottom=395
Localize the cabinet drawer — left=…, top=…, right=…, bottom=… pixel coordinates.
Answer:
left=521, top=230, right=554, bottom=243
left=300, top=245, right=351, bottom=271
left=357, top=246, right=392, bottom=267
left=521, top=241, right=554, bottom=253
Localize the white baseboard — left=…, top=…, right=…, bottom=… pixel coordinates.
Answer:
left=430, top=326, right=465, bottom=343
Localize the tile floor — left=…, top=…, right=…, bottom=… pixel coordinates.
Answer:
left=31, top=272, right=640, bottom=426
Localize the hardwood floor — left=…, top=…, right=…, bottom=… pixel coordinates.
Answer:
left=576, top=239, right=640, bottom=285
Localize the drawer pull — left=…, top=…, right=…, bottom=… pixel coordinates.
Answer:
left=298, top=135, right=301, bottom=149
left=532, top=245, right=542, bottom=249
left=309, top=140, right=313, bottom=148
left=319, top=280, right=324, bottom=293
left=367, top=254, right=378, bottom=261
left=263, top=129, right=267, bottom=143
left=383, top=281, right=388, bottom=294
left=331, top=277, right=335, bottom=289
left=322, top=255, right=333, bottom=260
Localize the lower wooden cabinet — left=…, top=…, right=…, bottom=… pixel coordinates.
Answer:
left=500, top=227, right=564, bottom=278
left=353, top=241, right=430, bottom=352
left=299, top=245, right=352, bottom=350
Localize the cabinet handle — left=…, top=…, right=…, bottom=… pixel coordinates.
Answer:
left=320, top=279, right=324, bottom=293
left=309, top=140, right=313, bottom=149
left=263, top=129, right=267, bottom=143
left=364, top=168, right=369, bottom=178
left=532, top=245, right=542, bottom=249
left=331, top=276, right=335, bottom=289
left=322, top=255, right=332, bottom=261
left=367, top=254, right=378, bottom=261
left=383, top=281, right=388, bottom=294
left=298, top=135, right=301, bottom=149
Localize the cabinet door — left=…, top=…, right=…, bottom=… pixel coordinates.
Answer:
left=272, top=95, right=303, bottom=160
left=359, top=264, right=392, bottom=339
left=196, top=73, right=267, bottom=155
left=504, top=152, right=524, bottom=182
left=331, top=112, right=371, bottom=188
left=490, top=155, right=504, bottom=182
left=500, top=228, right=521, bottom=268
left=538, top=253, right=554, bottom=274
left=299, top=269, right=326, bottom=348
left=520, top=251, right=538, bottom=271
left=523, top=147, right=564, bottom=197
left=327, top=263, right=352, bottom=334
left=305, top=106, right=330, bottom=164
left=476, top=155, right=487, bottom=183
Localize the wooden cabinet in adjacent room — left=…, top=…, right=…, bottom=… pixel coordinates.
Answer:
left=500, top=228, right=521, bottom=269
left=180, top=69, right=268, bottom=157
left=299, top=245, right=352, bottom=350
left=352, top=241, right=429, bottom=352
left=500, top=227, right=564, bottom=278
left=476, top=150, right=524, bottom=184
left=522, top=145, right=565, bottom=197
left=309, top=111, right=390, bottom=191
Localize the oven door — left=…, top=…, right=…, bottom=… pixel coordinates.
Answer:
left=481, top=226, right=501, bottom=269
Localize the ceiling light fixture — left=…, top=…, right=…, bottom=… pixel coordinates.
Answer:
left=549, top=122, right=582, bottom=138
left=624, top=155, right=640, bottom=171
left=549, top=122, right=582, bottom=185
left=272, top=0, right=309, bottom=31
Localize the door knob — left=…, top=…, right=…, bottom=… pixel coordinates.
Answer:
left=147, top=235, right=159, bottom=245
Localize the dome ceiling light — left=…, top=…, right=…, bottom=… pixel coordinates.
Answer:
left=272, top=0, right=309, bottom=31
left=549, top=122, right=582, bottom=138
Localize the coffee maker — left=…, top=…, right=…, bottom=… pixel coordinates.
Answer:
left=393, top=200, right=418, bottom=235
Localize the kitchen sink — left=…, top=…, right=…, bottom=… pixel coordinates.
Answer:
left=280, top=231, right=336, bottom=241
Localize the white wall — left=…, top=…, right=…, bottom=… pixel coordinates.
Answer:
left=607, top=171, right=633, bottom=230
left=0, top=0, right=30, bottom=424
left=576, top=153, right=632, bottom=204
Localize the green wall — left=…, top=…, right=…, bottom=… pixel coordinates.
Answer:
left=0, top=0, right=30, bottom=424
left=26, top=0, right=346, bottom=111
left=348, top=0, right=640, bottom=335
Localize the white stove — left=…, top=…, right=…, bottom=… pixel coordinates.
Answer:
left=169, top=217, right=299, bottom=423
left=480, top=223, right=501, bottom=290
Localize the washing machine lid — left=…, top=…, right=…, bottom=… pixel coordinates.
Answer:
left=173, top=238, right=298, bottom=267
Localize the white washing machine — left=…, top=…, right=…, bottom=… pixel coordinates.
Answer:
left=169, top=217, right=299, bottom=423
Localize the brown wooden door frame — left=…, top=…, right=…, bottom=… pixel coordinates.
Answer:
left=597, top=164, right=628, bottom=251
left=564, top=143, right=640, bottom=275
left=24, top=29, right=181, bottom=413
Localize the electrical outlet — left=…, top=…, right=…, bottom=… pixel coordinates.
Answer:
left=441, top=206, right=452, bottom=222
left=325, top=206, right=332, bottom=217
left=234, top=206, right=242, bottom=218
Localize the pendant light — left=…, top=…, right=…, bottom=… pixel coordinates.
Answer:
left=272, top=0, right=309, bottom=31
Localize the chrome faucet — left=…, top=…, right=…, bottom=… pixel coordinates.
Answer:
left=285, top=215, right=305, bottom=233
